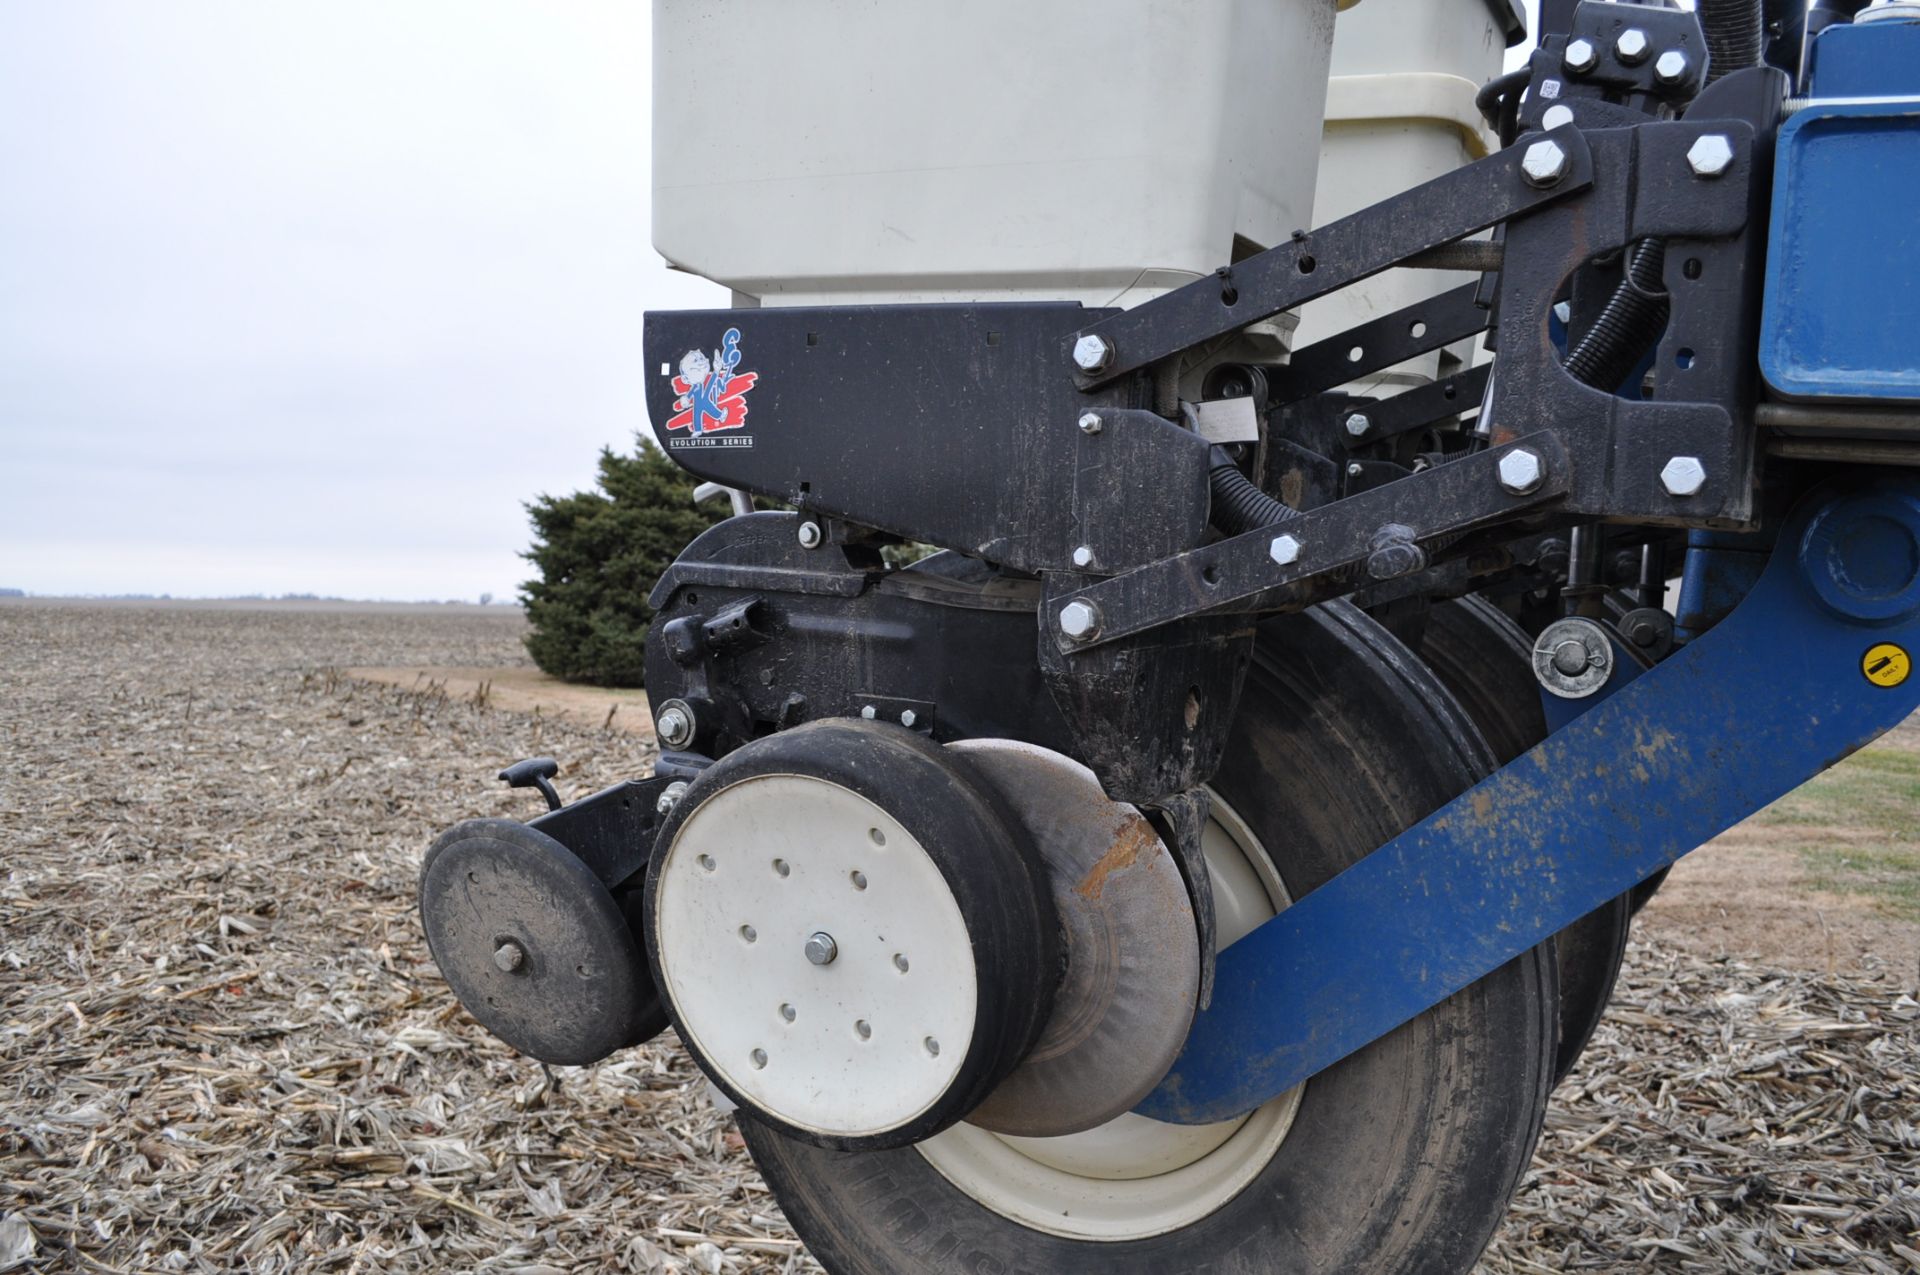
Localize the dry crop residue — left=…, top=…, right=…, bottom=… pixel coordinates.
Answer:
left=0, top=600, right=1915, bottom=1273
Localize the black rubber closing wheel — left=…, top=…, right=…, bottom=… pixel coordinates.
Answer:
left=739, top=604, right=1555, bottom=1274
left=1421, top=594, right=1631, bottom=1088
left=420, top=818, right=664, bottom=1066
left=645, top=719, right=1060, bottom=1153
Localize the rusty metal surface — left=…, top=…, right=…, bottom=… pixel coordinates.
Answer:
left=952, top=739, right=1200, bottom=1138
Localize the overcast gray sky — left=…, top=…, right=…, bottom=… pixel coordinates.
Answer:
left=0, top=2, right=724, bottom=600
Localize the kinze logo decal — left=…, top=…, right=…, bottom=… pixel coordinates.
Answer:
left=666, top=327, right=757, bottom=447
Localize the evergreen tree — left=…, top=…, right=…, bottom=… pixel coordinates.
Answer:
left=520, top=439, right=728, bottom=687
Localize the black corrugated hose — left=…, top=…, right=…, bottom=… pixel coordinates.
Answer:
left=1698, top=0, right=1764, bottom=83
left=1208, top=446, right=1295, bottom=536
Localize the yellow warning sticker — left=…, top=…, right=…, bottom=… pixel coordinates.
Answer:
left=1863, top=643, right=1912, bottom=689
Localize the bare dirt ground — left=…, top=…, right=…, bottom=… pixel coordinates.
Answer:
left=346, top=666, right=653, bottom=740
left=2, top=599, right=1917, bottom=1273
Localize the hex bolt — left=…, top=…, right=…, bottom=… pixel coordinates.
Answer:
left=1627, top=617, right=1661, bottom=648
left=655, top=780, right=690, bottom=815
left=1347, top=462, right=1364, bottom=478
left=656, top=702, right=695, bottom=749
left=1661, top=455, right=1708, bottom=497
left=1270, top=533, right=1303, bottom=567
left=1071, top=545, right=1096, bottom=569
left=1072, top=334, right=1113, bottom=373
left=804, top=932, right=839, bottom=966
left=1564, top=37, right=1599, bottom=73
left=1541, top=104, right=1575, bottom=131
left=1654, top=49, right=1689, bottom=85
left=1615, top=27, right=1650, bottom=64
left=859, top=704, right=877, bottom=720
left=1498, top=448, right=1546, bottom=495
left=492, top=940, right=527, bottom=974
left=899, top=708, right=917, bottom=728
left=1521, top=139, right=1570, bottom=189
left=797, top=520, right=823, bottom=549
left=1058, top=599, right=1103, bottom=642
left=1687, top=134, right=1735, bottom=179
left=1078, top=411, right=1104, bottom=435
left=1344, top=412, right=1371, bottom=439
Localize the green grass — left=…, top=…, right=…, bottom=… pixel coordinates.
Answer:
left=1753, top=745, right=1920, bottom=920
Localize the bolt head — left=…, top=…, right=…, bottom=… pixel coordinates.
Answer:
left=1269, top=533, right=1303, bottom=567
left=1615, top=27, right=1650, bottom=63
left=797, top=520, right=823, bottom=549
left=1058, top=599, right=1102, bottom=641
left=492, top=940, right=526, bottom=973
left=656, top=705, right=692, bottom=748
left=804, top=932, right=839, bottom=966
left=1687, top=133, right=1735, bottom=178
left=1661, top=455, right=1708, bottom=497
left=655, top=780, right=689, bottom=815
left=1564, top=37, right=1598, bottom=73
left=1541, top=104, right=1575, bottom=131
left=859, top=704, right=877, bottom=720
left=1344, top=412, right=1371, bottom=438
left=1072, top=334, right=1112, bottom=373
left=1521, top=139, right=1570, bottom=188
left=1071, top=545, right=1095, bottom=569
left=1077, top=410, right=1104, bottom=435
left=1655, top=49, right=1689, bottom=84
left=1498, top=448, right=1545, bottom=495
left=899, top=708, right=917, bottom=728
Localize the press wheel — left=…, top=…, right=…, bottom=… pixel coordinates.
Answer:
left=741, top=603, right=1557, bottom=1274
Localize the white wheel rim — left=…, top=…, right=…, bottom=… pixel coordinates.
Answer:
left=656, top=773, right=977, bottom=1140
left=915, top=792, right=1303, bottom=1241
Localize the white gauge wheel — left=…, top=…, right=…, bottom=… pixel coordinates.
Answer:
left=913, top=792, right=1303, bottom=1241
left=654, top=773, right=978, bottom=1140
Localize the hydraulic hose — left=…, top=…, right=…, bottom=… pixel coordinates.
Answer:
left=1564, top=240, right=1670, bottom=393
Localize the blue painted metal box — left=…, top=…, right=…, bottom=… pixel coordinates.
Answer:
left=1759, top=20, right=1920, bottom=404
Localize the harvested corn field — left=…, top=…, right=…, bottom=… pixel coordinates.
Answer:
left=1, top=600, right=1916, bottom=1273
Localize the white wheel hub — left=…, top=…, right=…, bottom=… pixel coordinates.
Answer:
left=653, top=773, right=978, bottom=1141
left=915, top=793, right=1303, bottom=1241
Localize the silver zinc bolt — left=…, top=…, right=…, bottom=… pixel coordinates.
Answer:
left=804, top=932, right=839, bottom=966
left=1615, top=27, right=1651, bottom=64
left=656, top=704, right=694, bottom=748
left=1542, top=104, right=1575, bottom=131
left=899, top=708, right=917, bottom=728
left=1687, top=134, right=1735, bottom=178
left=1344, top=412, right=1371, bottom=438
left=1661, top=455, right=1708, bottom=497
left=1654, top=49, right=1690, bottom=85
left=1498, top=448, right=1546, bottom=495
left=796, top=520, right=823, bottom=549
left=1564, top=37, right=1599, bottom=73
left=1072, top=333, right=1112, bottom=373
left=1058, top=599, right=1103, bottom=641
left=1347, top=462, right=1364, bottom=478
left=1072, top=545, right=1096, bottom=569
left=1521, top=139, right=1570, bottom=188
left=859, top=704, right=877, bottom=720
left=1078, top=410, right=1104, bottom=435
left=492, top=940, right=527, bottom=973
left=1269, top=533, right=1303, bottom=567
left=655, top=780, right=690, bottom=815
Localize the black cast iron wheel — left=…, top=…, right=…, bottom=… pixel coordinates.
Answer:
left=740, top=603, right=1557, bottom=1274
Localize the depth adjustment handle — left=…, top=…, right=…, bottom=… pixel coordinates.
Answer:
left=498, top=756, right=563, bottom=812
